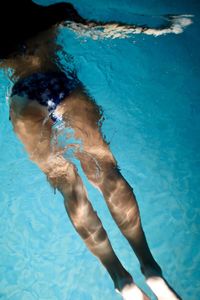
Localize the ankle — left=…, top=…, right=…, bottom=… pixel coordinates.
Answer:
left=113, top=273, right=134, bottom=291
left=141, top=262, right=162, bottom=279
left=103, top=256, right=134, bottom=291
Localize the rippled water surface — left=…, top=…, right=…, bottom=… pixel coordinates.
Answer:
left=0, top=0, right=200, bottom=299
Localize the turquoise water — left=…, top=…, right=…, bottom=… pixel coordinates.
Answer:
left=0, top=1, right=200, bottom=299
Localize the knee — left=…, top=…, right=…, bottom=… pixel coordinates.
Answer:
left=85, top=156, right=119, bottom=188
left=39, top=155, right=77, bottom=191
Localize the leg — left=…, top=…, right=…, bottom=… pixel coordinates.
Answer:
left=79, top=152, right=181, bottom=300
left=59, top=89, right=161, bottom=275
left=10, top=96, right=149, bottom=299
left=44, top=156, right=134, bottom=292
left=78, top=140, right=161, bottom=277
left=62, top=89, right=181, bottom=299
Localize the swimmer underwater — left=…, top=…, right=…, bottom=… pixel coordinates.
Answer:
left=0, top=1, right=193, bottom=299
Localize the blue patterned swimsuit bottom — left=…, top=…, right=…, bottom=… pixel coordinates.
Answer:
left=11, top=71, right=80, bottom=122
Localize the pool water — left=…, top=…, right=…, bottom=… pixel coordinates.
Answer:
left=0, top=0, right=200, bottom=299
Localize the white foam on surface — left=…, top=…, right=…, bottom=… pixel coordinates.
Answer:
left=62, top=15, right=193, bottom=39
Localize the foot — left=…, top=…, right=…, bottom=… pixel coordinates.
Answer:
left=116, top=283, right=150, bottom=300
left=146, top=276, right=181, bottom=300
left=141, top=264, right=181, bottom=299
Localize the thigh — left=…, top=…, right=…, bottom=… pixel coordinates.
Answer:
left=56, top=88, right=105, bottom=148
left=10, top=95, right=78, bottom=191
left=10, top=90, right=115, bottom=180
left=10, top=96, right=53, bottom=165
left=56, top=88, right=118, bottom=183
